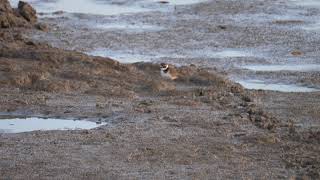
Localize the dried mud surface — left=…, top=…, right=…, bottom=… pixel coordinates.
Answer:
left=0, top=0, right=319, bottom=179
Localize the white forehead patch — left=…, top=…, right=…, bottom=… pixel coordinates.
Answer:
left=161, top=64, right=169, bottom=70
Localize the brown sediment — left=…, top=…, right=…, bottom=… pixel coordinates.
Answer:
left=0, top=0, right=319, bottom=179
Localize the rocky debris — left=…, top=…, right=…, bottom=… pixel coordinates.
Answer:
left=35, top=22, right=48, bottom=31
left=17, top=1, right=37, bottom=23
left=247, top=105, right=278, bottom=130
left=272, top=20, right=304, bottom=25
left=0, top=10, right=27, bottom=28
left=157, top=1, right=169, bottom=4
left=230, top=84, right=244, bottom=94
left=52, top=10, right=64, bottom=15
left=0, top=0, right=38, bottom=28
left=0, top=0, right=12, bottom=12
left=291, top=49, right=303, bottom=56
left=217, top=25, right=227, bottom=30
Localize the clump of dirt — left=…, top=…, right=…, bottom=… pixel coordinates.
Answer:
left=0, top=0, right=45, bottom=30
left=272, top=20, right=305, bottom=25
left=0, top=0, right=29, bottom=28
left=17, top=1, right=37, bottom=23
left=247, top=105, right=278, bottom=130
left=291, top=49, right=303, bottom=56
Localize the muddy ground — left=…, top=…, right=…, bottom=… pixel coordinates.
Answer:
left=0, top=0, right=319, bottom=179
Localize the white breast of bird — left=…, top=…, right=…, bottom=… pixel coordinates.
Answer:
left=161, top=69, right=177, bottom=80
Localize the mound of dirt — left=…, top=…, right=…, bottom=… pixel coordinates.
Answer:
left=17, top=1, right=37, bottom=23
left=0, top=0, right=37, bottom=28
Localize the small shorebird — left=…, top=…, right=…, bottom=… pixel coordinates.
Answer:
left=160, top=63, right=178, bottom=80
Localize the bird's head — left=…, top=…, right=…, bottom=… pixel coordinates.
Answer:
left=160, top=63, right=169, bottom=71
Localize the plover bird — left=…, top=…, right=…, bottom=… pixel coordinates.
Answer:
left=160, top=63, right=178, bottom=80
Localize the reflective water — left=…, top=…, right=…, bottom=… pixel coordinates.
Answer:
left=242, top=64, right=320, bottom=72
left=87, top=49, right=152, bottom=63
left=9, top=0, right=207, bottom=16
left=0, top=117, right=106, bottom=133
left=87, top=48, right=186, bottom=63
left=87, top=48, right=258, bottom=63
left=303, top=23, right=320, bottom=31
left=290, top=0, right=320, bottom=7
left=151, top=0, right=207, bottom=5
left=9, top=0, right=151, bottom=15
left=237, top=79, right=319, bottom=92
left=204, top=50, right=254, bottom=58
left=94, top=23, right=164, bottom=32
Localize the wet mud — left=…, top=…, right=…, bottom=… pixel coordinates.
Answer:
left=0, top=0, right=319, bottom=179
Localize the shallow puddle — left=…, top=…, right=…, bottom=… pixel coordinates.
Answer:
left=242, top=64, right=320, bottom=72
left=303, top=23, right=320, bottom=31
left=204, top=50, right=254, bottom=58
left=151, top=0, right=207, bottom=5
left=94, top=23, right=164, bottom=32
left=9, top=0, right=208, bottom=16
left=87, top=49, right=153, bottom=63
left=0, top=117, right=106, bottom=133
left=290, top=0, right=320, bottom=7
left=87, top=48, right=186, bottom=63
left=9, top=0, right=152, bottom=15
left=237, top=79, right=319, bottom=92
